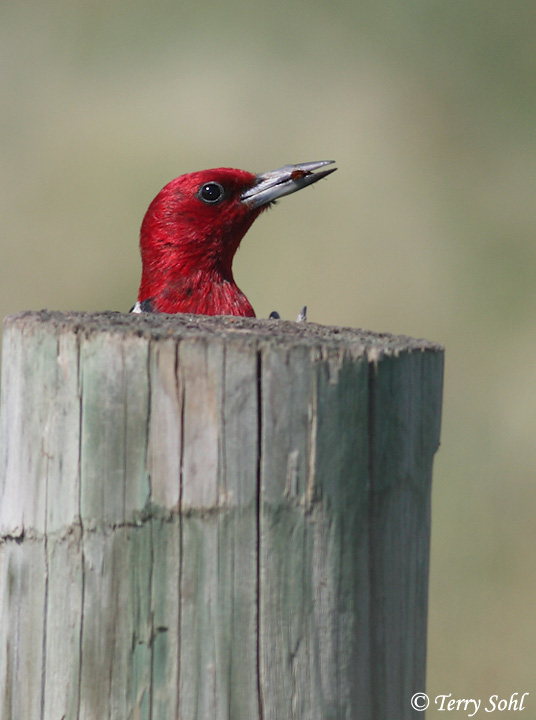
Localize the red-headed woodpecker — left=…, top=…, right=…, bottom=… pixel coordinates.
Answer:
left=132, top=160, right=336, bottom=317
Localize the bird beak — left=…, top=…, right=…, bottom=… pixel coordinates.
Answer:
left=241, top=160, right=337, bottom=208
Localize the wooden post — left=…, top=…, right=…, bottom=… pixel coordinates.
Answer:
left=0, top=310, right=443, bottom=720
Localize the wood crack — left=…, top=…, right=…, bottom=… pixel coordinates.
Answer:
left=255, top=348, right=264, bottom=720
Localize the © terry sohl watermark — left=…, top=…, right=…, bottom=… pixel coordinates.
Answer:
left=410, top=692, right=529, bottom=716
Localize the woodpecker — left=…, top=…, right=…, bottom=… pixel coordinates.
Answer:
left=131, top=160, right=336, bottom=317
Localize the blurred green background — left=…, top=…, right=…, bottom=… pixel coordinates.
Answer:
left=2, top=0, right=535, bottom=709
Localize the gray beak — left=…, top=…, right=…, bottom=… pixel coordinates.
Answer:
left=241, top=160, right=336, bottom=208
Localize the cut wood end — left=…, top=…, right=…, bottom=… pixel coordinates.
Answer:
left=3, top=310, right=444, bottom=359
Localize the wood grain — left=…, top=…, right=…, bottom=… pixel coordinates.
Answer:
left=0, top=311, right=443, bottom=719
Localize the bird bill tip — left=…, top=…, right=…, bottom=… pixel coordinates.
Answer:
left=241, top=160, right=336, bottom=208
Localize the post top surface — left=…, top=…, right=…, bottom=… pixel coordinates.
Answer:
left=4, top=310, right=443, bottom=358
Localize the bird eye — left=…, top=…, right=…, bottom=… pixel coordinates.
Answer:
left=198, top=182, right=225, bottom=204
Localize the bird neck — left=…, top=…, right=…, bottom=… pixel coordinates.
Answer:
left=139, top=263, right=254, bottom=316
left=138, top=204, right=261, bottom=315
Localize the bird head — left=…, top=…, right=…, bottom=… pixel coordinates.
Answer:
left=137, top=161, right=336, bottom=315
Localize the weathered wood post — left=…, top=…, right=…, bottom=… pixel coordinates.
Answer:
left=0, top=310, right=443, bottom=720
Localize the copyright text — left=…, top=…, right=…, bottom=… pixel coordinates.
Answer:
left=410, top=692, right=529, bottom=716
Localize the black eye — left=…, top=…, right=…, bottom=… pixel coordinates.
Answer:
left=198, top=182, right=225, bottom=204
